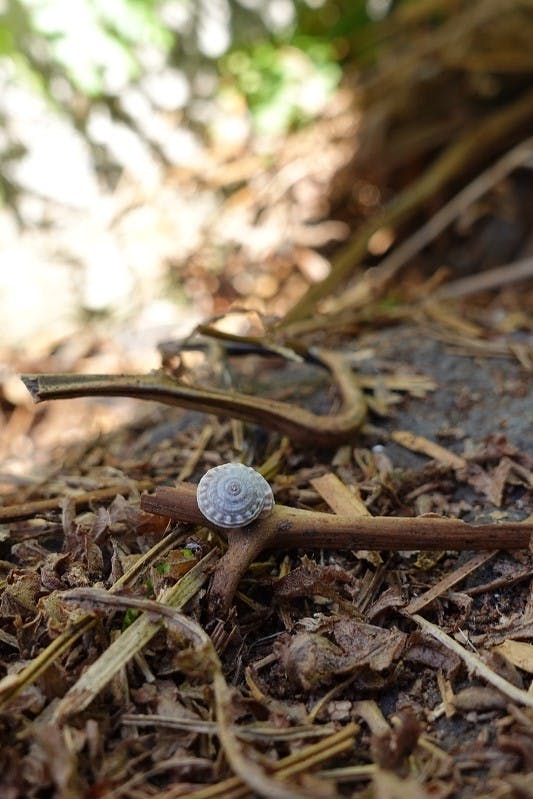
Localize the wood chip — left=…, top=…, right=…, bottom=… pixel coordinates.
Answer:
left=352, top=700, right=391, bottom=736
left=310, top=472, right=381, bottom=564
left=437, top=671, right=455, bottom=718
left=310, top=473, right=371, bottom=516
left=391, top=430, right=467, bottom=469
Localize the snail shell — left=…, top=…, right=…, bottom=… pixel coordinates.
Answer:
left=196, top=462, right=274, bottom=528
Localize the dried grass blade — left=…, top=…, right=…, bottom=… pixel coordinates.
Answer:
left=177, top=424, right=214, bottom=481
left=212, top=670, right=315, bottom=799
left=178, top=723, right=358, bottom=799
left=121, top=714, right=336, bottom=742
left=316, top=764, right=376, bottom=781
left=404, top=551, right=496, bottom=614
left=0, top=527, right=182, bottom=710
left=52, top=550, right=217, bottom=722
left=410, top=613, right=533, bottom=708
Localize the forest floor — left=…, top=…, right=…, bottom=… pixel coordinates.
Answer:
left=1, top=4, right=533, bottom=797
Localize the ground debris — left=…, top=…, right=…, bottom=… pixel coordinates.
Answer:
left=1, top=317, right=531, bottom=797
left=1, top=3, right=533, bottom=792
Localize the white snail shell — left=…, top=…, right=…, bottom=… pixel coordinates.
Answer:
left=196, top=463, right=274, bottom=528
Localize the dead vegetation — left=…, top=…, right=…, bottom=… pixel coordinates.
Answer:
left=1, top=1, right=533, bottom=797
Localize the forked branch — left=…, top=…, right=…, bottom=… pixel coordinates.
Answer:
left=141, top=484, right=533, bottom=615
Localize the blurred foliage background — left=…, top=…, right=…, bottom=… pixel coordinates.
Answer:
left=0, top=0, right=385, bottom=202
left=0, top=0, right=399, bottom=468
left=0, top=0, right=392, bottom=348
left=1, top=0, right=532, bottom=350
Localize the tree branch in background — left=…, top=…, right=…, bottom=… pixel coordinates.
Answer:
left=281, top=90, right=533, bottom=326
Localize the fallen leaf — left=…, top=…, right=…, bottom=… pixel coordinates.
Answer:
left=465, top=459, right=514, bottom=506
left=274, top=558, right=352, bottom=601
left=277, top=633, right=348, bottom=690
left=405, top=632, right=461, bottom=677
left=333, top=619, right=407, bottom=672
left=0, top=570, right=41, bottom=620
left=278, top=619, right=406, bottom=691
left=494, top=640, right=533, bottom=674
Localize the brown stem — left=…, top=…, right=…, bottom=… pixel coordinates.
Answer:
left=141, top=485, right=533, bottom=615
left=208, top=529, right=269, bottom=617
left=21, top=349, right=366, bottom=448
left=0, top=481, right=154, bottom=523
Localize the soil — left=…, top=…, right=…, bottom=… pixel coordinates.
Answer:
left=0, top=314, right=531, bottom=799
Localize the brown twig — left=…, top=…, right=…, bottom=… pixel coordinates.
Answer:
left=21, top=348, right=366, bottom=447
left=0, top=480, right=153, bottom=523
left=141, top=484, right=533, bottom=615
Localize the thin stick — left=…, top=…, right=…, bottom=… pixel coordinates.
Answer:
left=409, top=613, right=533, bottom=709
left=21, top=348, right=366, bottom=448
left=404, top=551, right=496, bottom=615
left=433, top=256, right=533, bottom=300
left=0, top=480, right=153, bottom=523
left=336, top=139, right=533, bottom=310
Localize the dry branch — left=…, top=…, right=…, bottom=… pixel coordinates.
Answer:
left=21, top=348, right=366, bottom=447
left=141, top=483, right=533, bottom=614
left=323, top=138, right=533, bottom=316
left=142, top=484, right=532, bottom=550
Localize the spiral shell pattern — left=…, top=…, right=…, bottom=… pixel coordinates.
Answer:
left=196, top=463, right=274, bottom=528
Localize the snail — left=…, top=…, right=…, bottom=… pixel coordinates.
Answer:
left=196, top=462, right=274, bottom=528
